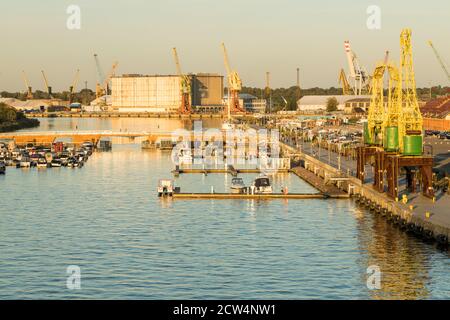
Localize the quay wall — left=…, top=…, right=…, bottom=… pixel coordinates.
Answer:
left=281, top=142, right=450, bottom=245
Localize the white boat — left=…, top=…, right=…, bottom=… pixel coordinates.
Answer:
left=230, top=177, right=245, bottom=194
left=36, top=158, right=48, bottom=168
left=20, top=157, right=31, bottom=168
left=158, top=179, right=175, bottom=197
left=51, top=159, right=62, bottom=167
left=252, top=175, right=273, bottom=194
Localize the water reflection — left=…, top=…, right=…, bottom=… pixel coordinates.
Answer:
left=355, top=205, right=434, bottom=299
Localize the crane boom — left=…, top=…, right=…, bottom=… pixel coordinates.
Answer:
left=339, top=69, right=351, bottom=95
left=221, top=43, right=232, bottom=77
left=41, top=70, right=52, bottom=96
left=344, top=41, right=356, bottom=78
left=428, top=41, right=450, bottom=82
left=22, top=71, right=33, bottom=99
left=172, top=48, right=183, bottom=76
left=70, top=69, right=80, bottom=94
left=94, top=54, right=105, bottom=83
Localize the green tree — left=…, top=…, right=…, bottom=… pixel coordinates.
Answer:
left=326, top=97, right=338, bottom=112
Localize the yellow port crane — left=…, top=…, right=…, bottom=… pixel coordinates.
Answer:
left=41, top=70, right=52, bottom=98
left=21, top=71, right=33, bottom=100
left=427, top=40, right=450, bottom=83
left=172, top=47, right=191, bottom=114
left=94, top=54, right=118, bottom=99
left=69, top=69, right=80, bottom=103
left=399, top=29, right=423, bottom=147
left=221, top=42, right=245, bottom=113
left=104, top=62, right=118, bottom=96
left=338, top=68, right=351, bottom=95
left=366, top=62, right=387, bottom=145
left=384, top=63, right=403, bottom=151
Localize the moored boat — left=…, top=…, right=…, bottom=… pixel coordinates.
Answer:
left=230, top=177, right=245, bottom=194
left=252, top=175, right=273, bottom=194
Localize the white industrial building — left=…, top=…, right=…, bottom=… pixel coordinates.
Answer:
left=297, top=95, right=371, bottom=112
left=112, top=75, right=181, bottom=113
left=111, top=73, right=223, bottom=113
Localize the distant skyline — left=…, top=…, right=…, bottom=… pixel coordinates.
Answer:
left=1, top=0, right=449, bottom=92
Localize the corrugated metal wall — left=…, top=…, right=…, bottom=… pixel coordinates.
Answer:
left=112, top=76, right=181, bottom=111
left=192, top=74, right=223, bottom=106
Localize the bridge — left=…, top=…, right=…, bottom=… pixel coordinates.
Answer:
left=0, top=130, right=176, bottom=145
left=0, top=130, right=279, bottom=146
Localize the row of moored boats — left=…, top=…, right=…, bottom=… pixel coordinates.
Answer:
left=0, top=141, right=94, bottom=174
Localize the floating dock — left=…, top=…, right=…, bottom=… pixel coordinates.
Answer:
left=171, top=193, right=348, bottom=199
left=172, top=168, right=289, bottom=175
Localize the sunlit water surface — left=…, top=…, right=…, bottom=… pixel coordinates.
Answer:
left=0, top=118, right=448, bottom=299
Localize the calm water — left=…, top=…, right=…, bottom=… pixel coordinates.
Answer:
left=0, top=118, right=449, bottom=299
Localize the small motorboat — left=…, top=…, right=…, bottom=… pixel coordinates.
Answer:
left=20, top=157, right=31, bottom=168
left=158, top=179, right=175, bottom=197
left=230, top=177, right=246, bottom=194
left=36, top=158, right=48, bottom=168
left=0, top=161, right=6, bottom=174
left=51, top=159, right=62, bottom=167
left=67, top=157, right=79, bottom=168
left=252, top=175, right=273, bottom=194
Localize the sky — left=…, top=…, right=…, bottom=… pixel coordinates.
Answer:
left=0, top=0, right=449, bottom=92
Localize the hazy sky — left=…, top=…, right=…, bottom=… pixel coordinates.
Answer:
left=1, top=0, right=449, bottom=92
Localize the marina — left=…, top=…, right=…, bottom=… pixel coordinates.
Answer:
left=0, top=1, right=449, bottom=303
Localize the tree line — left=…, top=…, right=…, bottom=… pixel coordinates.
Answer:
left=240, top=85, right=450, bottom=112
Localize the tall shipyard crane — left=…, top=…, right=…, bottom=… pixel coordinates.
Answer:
left=343, top=41, right=371, bottom=95
left=366, top=62, right=387, bottom=145
left=69, top=69, right=80, bottom=103
left=94, top=54, right=118, bottom=99
left=21, top=71, right=33, bottom=100
left=221, top=43, right=245, bottom=113
left=400, top=29, right=423, bottom=148
left=104, top=62, right=118, bottom=95
left=428, top=40, right=450, bottom=83
left=172, top=47, right=191, bottom=114
left=41, top=70, right=52, bottom=98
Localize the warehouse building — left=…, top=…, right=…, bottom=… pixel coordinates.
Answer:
left=111, top=73, right=223, bottom=113
left=297, top=95, right=371, bottom=113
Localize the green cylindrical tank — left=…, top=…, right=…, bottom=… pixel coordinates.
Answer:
left=384, top=127, right=399, bottom=152
left=403, top=135, right=422, bottom=156
left=363, top=122, right=372, bottom=144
